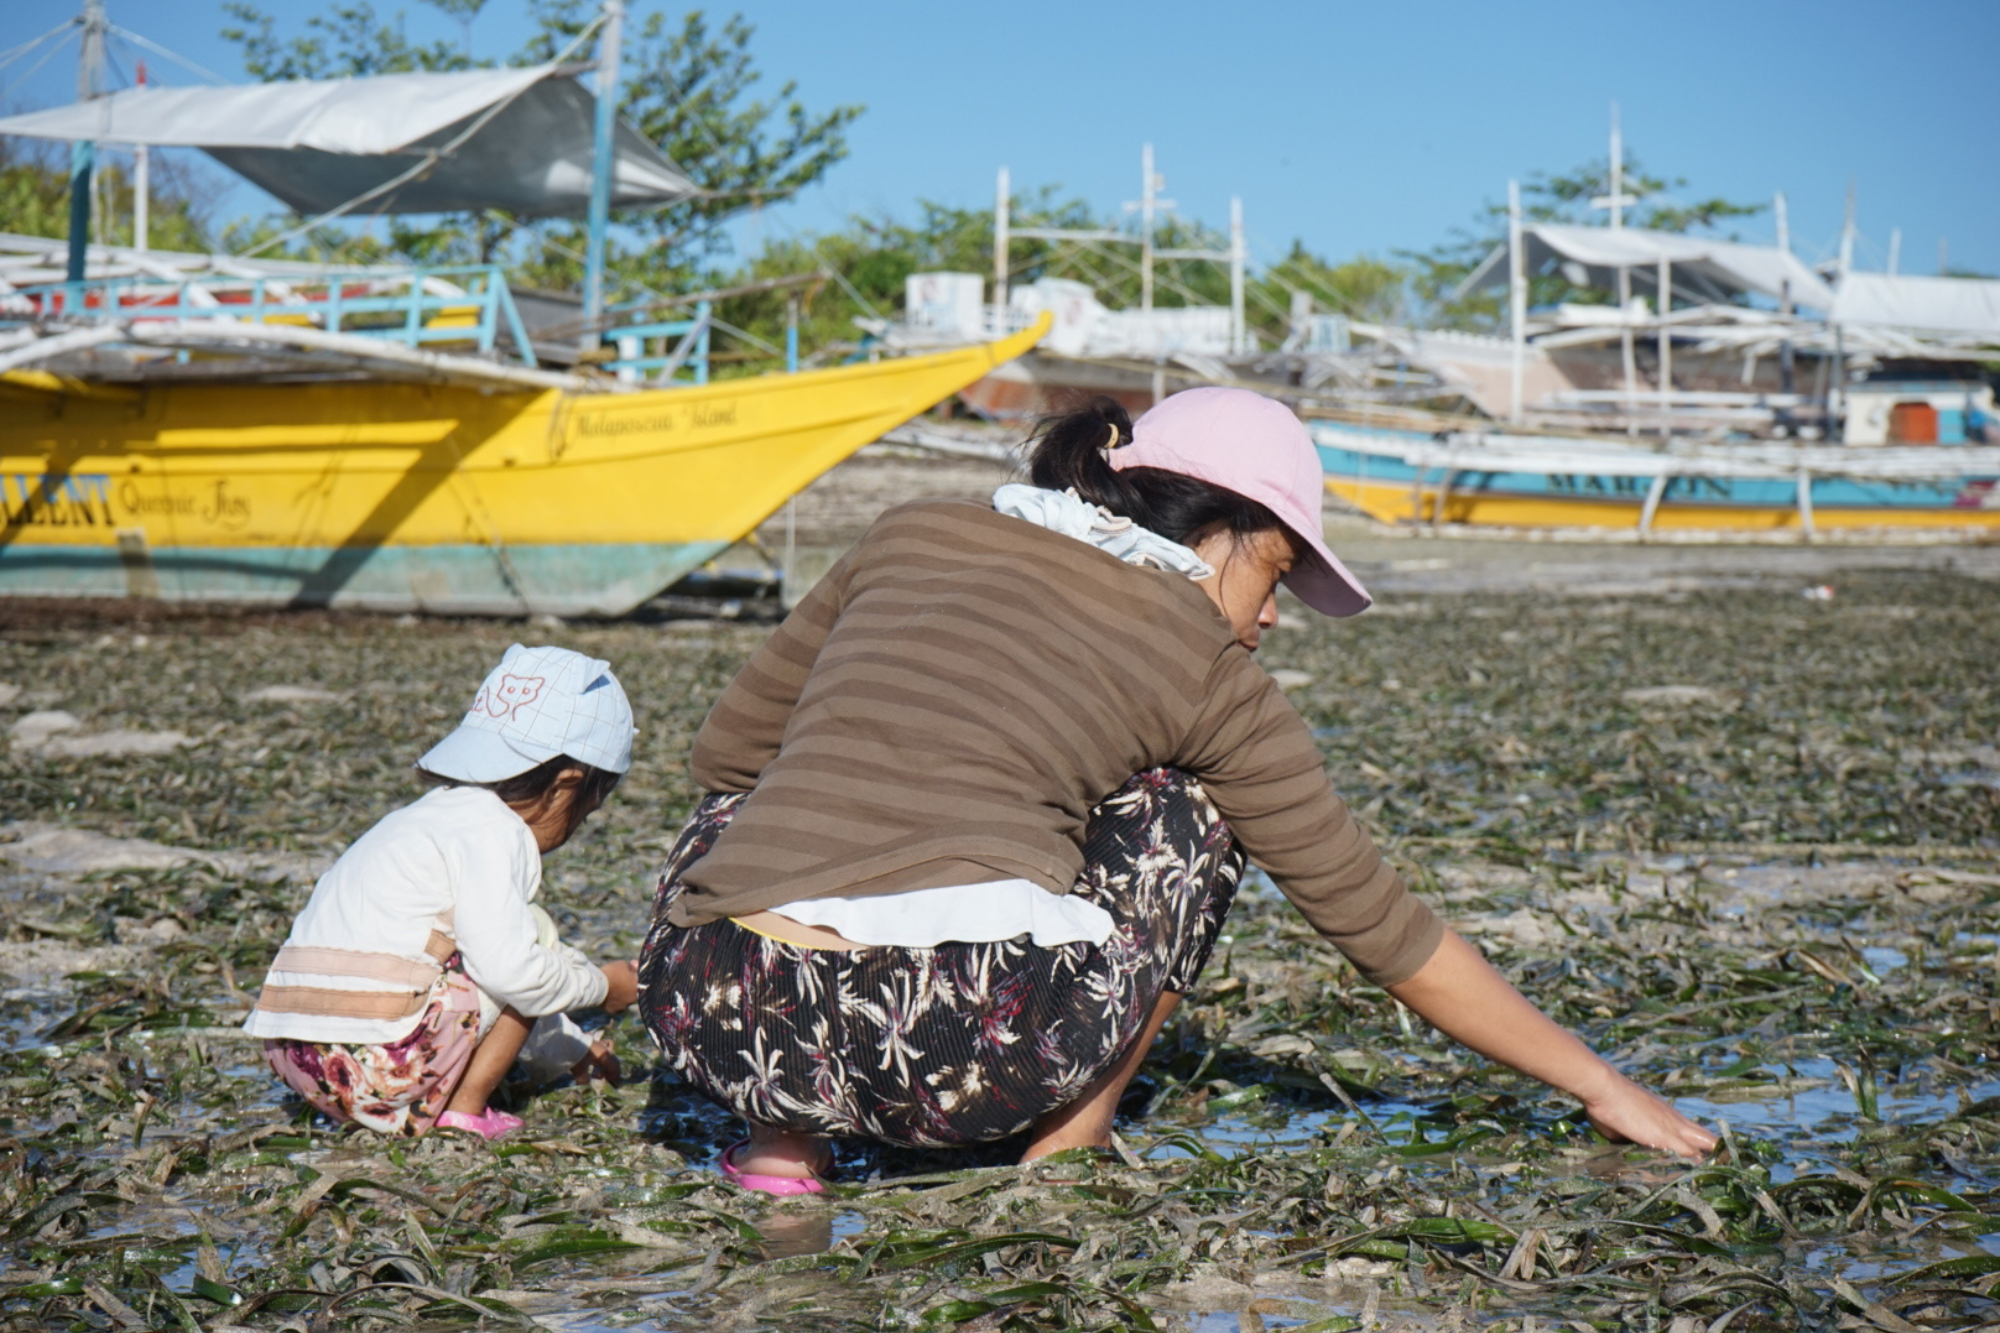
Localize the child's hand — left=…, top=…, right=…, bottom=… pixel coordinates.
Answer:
left=601, top=959, right=639, bottom=1013
left=571, top=1039, right=622, bottom=1086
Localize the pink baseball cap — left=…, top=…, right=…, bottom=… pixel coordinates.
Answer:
left=1110, top=387, right=1372, bottom=616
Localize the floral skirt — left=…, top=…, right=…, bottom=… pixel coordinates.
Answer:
left=263, top=955, right=484, bottom=1138
left=638, top=769, right=1244, bottom=1148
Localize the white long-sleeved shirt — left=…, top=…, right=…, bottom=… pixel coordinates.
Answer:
left=243, top=786, right=608, bottom=1045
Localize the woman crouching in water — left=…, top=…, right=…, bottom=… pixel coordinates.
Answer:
left=638, top=388, right=1716, bottom=1191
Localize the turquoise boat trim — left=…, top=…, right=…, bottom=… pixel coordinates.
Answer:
left=1315, top=442, right=1996, bottom=511
left=0, top=539, right=734, bottom=616
left=1312, top=424, right=2000, bottom=516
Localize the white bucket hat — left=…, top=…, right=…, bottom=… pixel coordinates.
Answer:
left=418, top=644, right=635, bottom=782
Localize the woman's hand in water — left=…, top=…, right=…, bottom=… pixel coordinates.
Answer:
left=1580, top=1072, right=1717, bottom=1160
left=1386, top=929, right=1716, bottom=1160
left=600, top=960, right=639, bottom=1013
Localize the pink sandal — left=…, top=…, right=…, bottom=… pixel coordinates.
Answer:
left=436, top=1107, right=524, bottom=1140
left=719, top=1141, right=826, bottom=1195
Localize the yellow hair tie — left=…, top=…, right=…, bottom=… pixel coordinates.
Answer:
left=1103, top=422, right=1123, bottom=451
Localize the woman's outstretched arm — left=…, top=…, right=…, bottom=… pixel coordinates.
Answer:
left=1385, top=928, right=1718, bottom=1159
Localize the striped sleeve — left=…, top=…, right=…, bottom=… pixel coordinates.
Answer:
left=1177, top=652, right=1443, bottom=986
left=690, top=546, right=855, bottom=794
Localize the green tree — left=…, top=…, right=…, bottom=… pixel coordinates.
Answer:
left=0, top=139, right=213, bottom=252
left=517, top=2, right=860, bottom=284
left=220, top=1, right=472, bottom=78
left=422, top=0, right=491, bottom=60
left=1407, top=153, right=1766, bottom=331
left=1252, top=242, right=1406, bottom=331
left=696, top=191, right=1405, bottom=374
left=697, top=186, right=1319, bottom=374
left=706, top=190, right=1107, bottom=375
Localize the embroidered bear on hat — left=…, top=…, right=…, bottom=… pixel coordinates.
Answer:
left=477, top=674, right=546, bottom=721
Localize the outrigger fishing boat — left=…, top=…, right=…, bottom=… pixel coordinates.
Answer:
left=0, top=275, right=1044, bottom=613
left=1307, top=182, right=2000, bottom=534
left=891, top=122, right=2000, bottom=537
left=1310, top=418, right=2000, bottom=535
left=0, top=5, right=1044, bottom=613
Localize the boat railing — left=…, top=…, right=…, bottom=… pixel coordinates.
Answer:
left=1313, top=420, right=2000, bottom=537
left=1, top=264, right=544, bottom=368
left=600, top=300, right=711, bottom=385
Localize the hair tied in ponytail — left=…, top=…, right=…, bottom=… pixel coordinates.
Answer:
left=1025, top=393, right=1308, bottom=565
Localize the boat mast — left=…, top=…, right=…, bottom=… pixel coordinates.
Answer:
left=1837, top=181, right=1856, bottom=276
left=1612, top=119, right=1637, bottom=439
left=133, top=60, right=148, bottom=255
left=1507, top=179, right=1525, bottom=423
left=1228, top=196, right=1244, bottom=355
left=1590, top=103, right=1639, bottom=437
left=1657, top=249, right=1672, bottom=435
left=582, top=0, right=624, bottom=347
left=1833, top=181, right=1855, bottom=436
left=1138, top=143, right=1156, bottom=312
left=66, top=0, right=107, bottom=284
left=1775, top=191, right=1794, bottom=398
left=992, top=166, right=1010, bottom=312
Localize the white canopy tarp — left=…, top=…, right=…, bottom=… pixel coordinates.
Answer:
left=1832, top=272, right=2000, bottom=339
left=0, top=66, right=695, bottom=217
left=1461, top=223, right=1836, bottom=313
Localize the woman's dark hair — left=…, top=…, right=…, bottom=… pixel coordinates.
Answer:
left=419, top=754, right=622, bottom=811
left=1025, top=395, right=1308, bottom=560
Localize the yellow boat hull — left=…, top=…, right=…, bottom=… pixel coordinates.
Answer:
left=1314, top=425, right=2000, bottom=535
left=1326, top=475, right=2000, bottom=532
left=0, top=320, right=1044, bottom=614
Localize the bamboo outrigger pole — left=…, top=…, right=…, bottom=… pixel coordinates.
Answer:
left=1229, top=196, right=1245, bottom=356
left=1589, top=104, right=1639, bottom=437
left=581, top=0, right=624, bottom=345
left=133, top=60, right=148, bottom=255
left=993, top=166, right=1010, bottom=311
left=1507, top=179, right=1525, bottom=423
left=66, top=0, right=107, bottom=285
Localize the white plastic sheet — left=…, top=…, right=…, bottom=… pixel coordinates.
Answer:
left=0, top=67, right=694, bottom=217
left=1461, top=224, right=1836, bottom=313
left=1832, top=272, right=2000, bottom=338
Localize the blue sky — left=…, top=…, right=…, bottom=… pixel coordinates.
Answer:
left=5, top=0, right=1996, bottom=283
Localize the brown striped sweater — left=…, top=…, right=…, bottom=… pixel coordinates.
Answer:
left=675, top=499, right=1442, bottom=986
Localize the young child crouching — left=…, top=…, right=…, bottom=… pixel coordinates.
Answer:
left=244, top=644, right=641, bottom=1140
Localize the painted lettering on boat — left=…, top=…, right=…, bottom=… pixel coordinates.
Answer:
left=1954, top=479, right=2000, bottom=510
left=115, top=478, right=252, bottom=531
left=1, top=473, right=115, bottom=528
left=573, top=410, right=678, bottom=440
left=568, top=398, right=742, bottom=443
left=1545, top=474, right=1733, bottom=500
